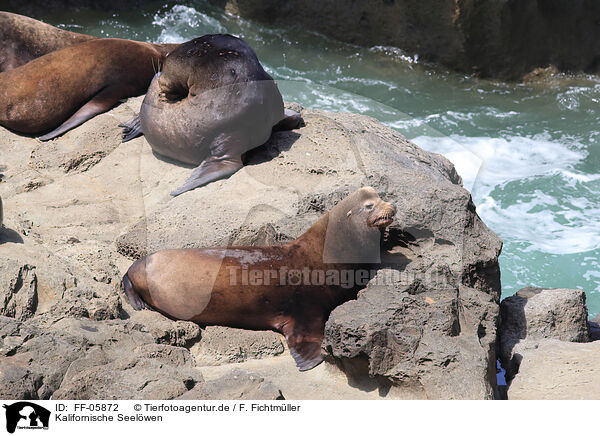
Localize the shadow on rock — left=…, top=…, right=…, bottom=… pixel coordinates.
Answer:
left=244, top=131, right=301, bottom=167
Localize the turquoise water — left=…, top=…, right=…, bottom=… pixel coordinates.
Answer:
left=28, top=2, right=599, bottom=316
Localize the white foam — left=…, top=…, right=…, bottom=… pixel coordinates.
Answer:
left=412, top=134, right=586, bottom=197
left=412, top=134, right=599, bottom=254
left=152, top=5, right=227, bottom=43
left=368, top=46, right=419, bottom=64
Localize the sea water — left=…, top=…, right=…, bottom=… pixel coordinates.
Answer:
left=30, top=1, right=599, bottom=316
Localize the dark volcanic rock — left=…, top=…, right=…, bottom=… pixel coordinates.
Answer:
left=209, top=0, right=600, bottom=80
left=590, top=313, right=600, bottom=341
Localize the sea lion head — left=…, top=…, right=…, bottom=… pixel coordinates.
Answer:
left=323, top=187, right=396, bottom=264
left=347, top=186, right=397, bottom=229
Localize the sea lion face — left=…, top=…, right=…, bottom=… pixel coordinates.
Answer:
left=323, top=187, right=396, bottom=264
left=346, top=187, right=396, bottom=230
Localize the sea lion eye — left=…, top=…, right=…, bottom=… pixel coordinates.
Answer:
left=364, top=203, right=374, bottom=209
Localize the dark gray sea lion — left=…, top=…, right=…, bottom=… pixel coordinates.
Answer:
left=0, top=38, right=176, bottom=140
left=0, top=11, right=96, bottom=72
left=120, top=34, right=302, bottom=196
left=122, top=187, right=396, bottom=370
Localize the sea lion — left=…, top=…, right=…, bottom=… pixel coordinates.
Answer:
left=0, top=12, right=97, bottom=72
left=0, top=38, right=176, bottom=140
left=120, top=34, right=302, bottom=196
left=122, top=187, right=396, bottom=370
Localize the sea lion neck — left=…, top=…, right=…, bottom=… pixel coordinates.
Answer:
left=288, top=212, right=330, bottom=264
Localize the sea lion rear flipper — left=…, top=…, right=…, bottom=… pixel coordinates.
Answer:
left=38, top=85, right=126, bottom=141
left=122, top=273, right=149, bottom=310
left=120, top=114, right=143, bottom=142
left=170, top=155, right=243, bottom=196
left=280, top=317, right=324, bottom=371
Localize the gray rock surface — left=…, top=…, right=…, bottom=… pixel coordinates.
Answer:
left=191, top=326, right=285, bottom=366
left=0, top=261, right=37, bottom=321
left=0, top=97, right=501, bottom=399
left=499, top=287, right=590, bottom=380
left=53, top=342, right=204, bottom=400
left=177, top=368, right=283, bottom=400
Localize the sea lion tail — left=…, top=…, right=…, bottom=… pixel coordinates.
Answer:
left=122, top=272, right=149, bottom=311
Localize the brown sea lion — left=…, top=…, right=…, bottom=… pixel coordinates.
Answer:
left=0, top=12, right=97, bottom=72
left=122, top=187, right=396, bottom=370
left=0, top=38, right=176, bottom=140
left=120, top=34, right=302, bottom=196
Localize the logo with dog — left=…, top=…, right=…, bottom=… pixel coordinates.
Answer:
left=2, top=402, right=50, bottom=433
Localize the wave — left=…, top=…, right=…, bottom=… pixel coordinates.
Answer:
left=412, top=134, right=599, bottom=255
left=152, top=5, right=227, bottom=43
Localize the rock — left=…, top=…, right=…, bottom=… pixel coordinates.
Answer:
left=128, top=310, right=201, bottom=347
left=191, top=326, right=285, bottom=366
left=0, top=316, right=93, bottom=399
left=324, top=276, right=497, bottom=400
left=177, top=368, right=283, bottom=400
left=0, top=314, right=204, bottom=400
left=590, top=314, right=600, bottom=341
left=506, top=339, right=600, bottom=400
left=1, top=99, right=501, bottom=399
left=209, top=0, right=600, bottom=80
left=116, top=108, right=501, bottom=399
left=499, top=287, right=591, bottom=380
left=0, top=261, right=37, bottom=321
left=53, top=343, right=204, bottom=400
left=502, top=287, right=590, bottom=343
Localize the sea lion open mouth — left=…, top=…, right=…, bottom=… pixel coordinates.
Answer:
left=368, top=204, right=396, bottom=228
left=371, top=216, right=394, bottom=228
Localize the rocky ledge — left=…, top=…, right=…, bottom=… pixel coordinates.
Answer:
left=0, top=97, right=501, bottom=400
left=499, top=287, right=600, bottom=400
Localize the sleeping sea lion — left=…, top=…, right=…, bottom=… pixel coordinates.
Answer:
left=0, top=11, right=96, bottom=72
left=0, top=38, right=176, bottom=140
left=120, top=34, right=301, bottom=196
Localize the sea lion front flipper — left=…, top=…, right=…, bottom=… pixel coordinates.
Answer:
left=170, top=155, right=243, bottom=196
left=272, top=108, right=303, bottom=132
left=120, top=113, right=143, bottom=142
left=38, top=85, right=127, bottom=141
left=280, top=317, right=325, bottom=371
